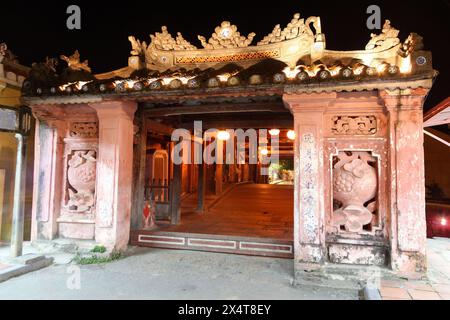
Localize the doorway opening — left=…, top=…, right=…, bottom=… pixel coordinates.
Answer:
left=131, top=101, right=295, bottom=258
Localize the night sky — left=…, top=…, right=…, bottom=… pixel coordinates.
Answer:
left=1, top=0, right=448, bottom=111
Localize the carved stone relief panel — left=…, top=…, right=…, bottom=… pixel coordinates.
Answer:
left=324, top=140, right=388, bottom=239
left=61, top=121, right=98, bottom=219
left=331, top=115, right=377, bottom=135
left=69, top=122, right=98, bottom=138
left=332, top=151, right=377, bottom=233
left=66, top=150, right=97, bottom=213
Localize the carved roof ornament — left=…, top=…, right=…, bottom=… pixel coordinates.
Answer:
left=258, top=14, right=321, bottom=45
left=365, top=20, right=400, bottom=51
left=0, top=43, right=7, bottom=57
left=150, top=26, right=197, bottom=51
left=398, top=32, right=424, bottom=58
left=60, top=50, right=91, bottom=73
left=198, top=21, right=256, bottom=49
left=20, top=10, right=435, bottom=100
left=128, top=36, right=148, bottom=57
left=43, top=57, right=58, bottom=73
left=0, top=42, right=19, bottom=63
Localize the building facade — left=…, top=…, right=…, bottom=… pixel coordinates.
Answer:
left=0, top=44, right=33, bottom=243
left=21, top=14, right=436, bottom=280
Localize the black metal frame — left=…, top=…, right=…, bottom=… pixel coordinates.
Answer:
left=0, top=105, right=32, bottom=136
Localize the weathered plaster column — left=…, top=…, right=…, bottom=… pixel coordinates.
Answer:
left=31, top=114, right=66, bottom=242
left=283, top=93, right=335, bottom=272
left=381, top=88, right=429, bottom=277
left=10, top=134, right=27, bottom=257
left=90, top=101, right=137, bottom=251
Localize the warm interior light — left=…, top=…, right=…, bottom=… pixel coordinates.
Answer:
left=59, top=80, right=92, bottom=91
left=269, top=129, right=280, bottom=136
left=282, top=66, right=301, bottom=79
left=376, top=63, right=387, bottom=74
left=217, top=72, right=238, bottom=83
left=287, top=130, right=296, bottom=140
left=217, top=130, right=231, bottom=141
left=400, top=56, right=412, bottom=74
left=125, top=79, right=137, bottom=88
left=329, top=65, right=342, bottom=77
left=260, top=148, right=269, bottom=156
left=441, top=218, right=447, bottom=226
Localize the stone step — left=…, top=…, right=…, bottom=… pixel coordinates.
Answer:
left=0, top=256, right=54, bottom=283
left=294, top=263, right=393, bottom=290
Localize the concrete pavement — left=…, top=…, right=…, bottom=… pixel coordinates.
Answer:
left=0, top=246, right=358, bottom=300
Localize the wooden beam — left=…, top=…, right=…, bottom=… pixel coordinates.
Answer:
left=181, top=119, right=294, bottom=130
left=145, top=118, right=176, bottom=136
left=143, top=102, right=289, bottom=117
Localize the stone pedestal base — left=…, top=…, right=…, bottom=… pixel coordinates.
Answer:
left=294, top=263, right=389, bottom=290
left=391, top=251, right=427, bottom=280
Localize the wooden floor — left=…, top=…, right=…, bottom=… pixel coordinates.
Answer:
left=161, top=183, right=293, bottom=240
left=131, top=184, right=294, bottom=258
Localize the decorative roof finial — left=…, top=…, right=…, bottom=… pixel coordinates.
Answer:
left=0, top=43, right=7, bottom=56
left=60, top=50, right=91, bottom=73
left=365, top=20, right=400, bottom=51
left=198, top=21, right=256, bottom=49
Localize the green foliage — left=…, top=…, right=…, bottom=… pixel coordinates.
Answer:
left=73, top=250, right=122, bottom=265
left=90, top=245, right=107, bottom=253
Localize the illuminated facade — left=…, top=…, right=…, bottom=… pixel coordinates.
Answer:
left=21, top=13, right=436, bottom=281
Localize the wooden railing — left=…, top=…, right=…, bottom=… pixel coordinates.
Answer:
left=144, top=178, right=170, bottom=204
left=144, top=178, right=172, bottom=220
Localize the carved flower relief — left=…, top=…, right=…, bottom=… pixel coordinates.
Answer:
left=332, top=152, right=378, bottom=233
left=331, top=116, right=377, bottom=135
left=198, top=21, right=256, bottom=49
left=69, top=122, right=98, bottom=138
left=67, top=150, right=97, bottom=213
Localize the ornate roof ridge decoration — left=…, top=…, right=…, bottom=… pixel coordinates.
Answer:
left=0, top=43, right=7, bottom=59
left=60, top=50, right=91, bottom=73
left=149, top=26, right=197, bottom=51
left=127, top=12, right=324, bottom=71
left=0, top=42, right=20, bottom=64
left=257, top=14, right=322, bottom=45
left=21, top=11, right=435, bottom=100
left=365, top=20, right=400, bottom=51
left=198, top=21, right=256, bottom=49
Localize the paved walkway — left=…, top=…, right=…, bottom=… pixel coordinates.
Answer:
left=0, top=247, right=357, bottom=300
left=378, top=238, right=450, bottom=300
left=0, top=238, right=448, bottom=300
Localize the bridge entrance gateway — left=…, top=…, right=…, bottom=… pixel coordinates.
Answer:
left=22, top=12, right=435, bottom=282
